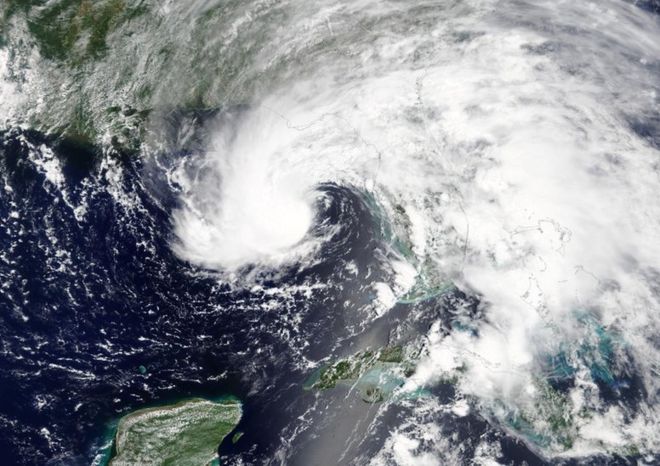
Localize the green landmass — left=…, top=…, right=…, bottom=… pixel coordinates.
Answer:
left=3, top=0, right=146, bottom=62
left=504, top=379, right=577, bottom=451
left=313, top=350, right=376, bottom=390
left=108, top=397, right=241, bottom=466
left=377, top=345, right=404, bottom=363
left=0, top=0, right=284, bottom=148
left=306, top=345, right=424, bottom=403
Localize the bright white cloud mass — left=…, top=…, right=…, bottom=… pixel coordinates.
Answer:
left=168, top=1, right=660, bottom=459
left=1, top=0, right=659, bottom=464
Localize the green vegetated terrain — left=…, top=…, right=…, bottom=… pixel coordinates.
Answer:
left=306, top=345, right=423, bottom=403
left=108, top=397, right=241, bottom=466
left=2, top=0, right=146, bottom=62
left=0, top=0, right=283, bottom=149
left=0, top=0, right=152, bottom=148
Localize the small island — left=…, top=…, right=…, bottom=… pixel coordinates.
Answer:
left=108, top=397, right=241, bottom=466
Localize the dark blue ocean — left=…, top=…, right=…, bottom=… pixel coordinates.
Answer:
left=1, top=121, right=653, bottom=466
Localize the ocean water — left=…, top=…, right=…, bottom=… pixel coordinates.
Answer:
left=0, top=1, right=659, bottom=465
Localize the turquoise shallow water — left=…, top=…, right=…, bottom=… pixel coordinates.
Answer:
left=1, top=1, right=659, bottom=464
